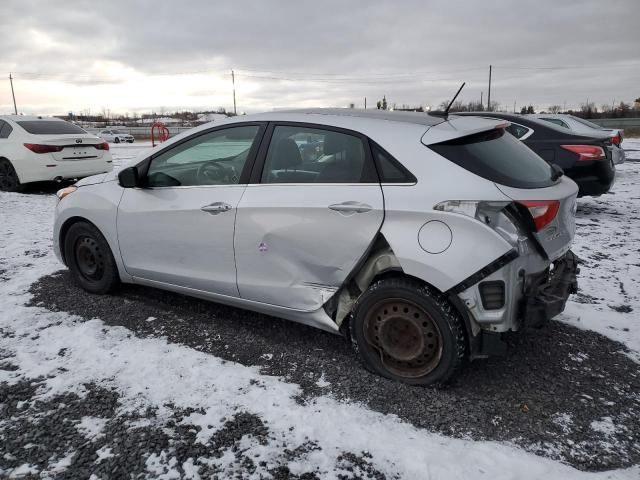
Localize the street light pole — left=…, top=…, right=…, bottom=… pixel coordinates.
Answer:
left=231, top=69, right=237, bottom=115
left=9, top=73, right=17, bottom=114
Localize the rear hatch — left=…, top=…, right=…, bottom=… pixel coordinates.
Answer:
left=424, top=117, right=578, bottom=260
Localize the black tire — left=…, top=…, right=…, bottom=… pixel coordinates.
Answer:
left=64, top=222, right=120, bottom=294
left=114, top=137, right=120, bottom=144
left=350, top=277, right=466, bottom=386
left=0, top=159, right=23, bottom=192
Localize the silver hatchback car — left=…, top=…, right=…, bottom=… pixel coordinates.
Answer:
left=54, top=109, right=579, bottom=385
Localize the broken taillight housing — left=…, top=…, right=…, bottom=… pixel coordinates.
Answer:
left=517, top=200, right=560, bottom=231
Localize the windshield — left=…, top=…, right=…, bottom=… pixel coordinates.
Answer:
left=111, top=130, right=124, bottom=134
left=17, top=120, right=87, bottom=135
left=429, top=128, right=555, bottom=189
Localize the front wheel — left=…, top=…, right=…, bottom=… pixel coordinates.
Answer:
left=0, top=159, right=23, bottom=192
left=64, top=222, right=120, bottom=294
left=350, top=277, right=466, bottom=386
left=114, top=137, right=120, bottom=144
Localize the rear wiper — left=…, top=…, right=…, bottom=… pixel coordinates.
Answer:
left=550, top=163, right=564, bottom=181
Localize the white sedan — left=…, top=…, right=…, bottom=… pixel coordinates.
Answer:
left=0, top=116, right=113, bottom=192
left=98, top=129, right=135, bottom=144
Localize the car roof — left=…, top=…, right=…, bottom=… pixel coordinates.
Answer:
left=0, top=115, right=65, bottom=122
left=247, top=108, right=447, bottom=127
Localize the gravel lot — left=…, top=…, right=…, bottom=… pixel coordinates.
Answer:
left=1, top=142, right=639, bottom=478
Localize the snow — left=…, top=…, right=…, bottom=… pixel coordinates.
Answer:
left=76, top=416, right=109, bottom=440
left=558, top=138, right=640, bottom=361
left=0, top=142, right=639, bottom=478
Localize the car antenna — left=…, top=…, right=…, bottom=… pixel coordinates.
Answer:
left=430, top=82, right=466, bottom=119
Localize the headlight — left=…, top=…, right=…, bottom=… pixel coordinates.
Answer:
left=56, top=185, right=77, bottom=201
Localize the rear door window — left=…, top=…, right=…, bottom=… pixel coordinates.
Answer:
left=17, top=121, right=87, bottom=135
left=0, top=121, right=12, bottom=139
left=429, top=128, right=555, bottom=189
left=260, top=125, right=375, bottom=183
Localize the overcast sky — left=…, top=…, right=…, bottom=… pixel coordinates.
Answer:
left=1, top=0, right=638, bottom=116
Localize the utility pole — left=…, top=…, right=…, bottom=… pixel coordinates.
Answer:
left=9, top=73, right=17, bottom=115
left=480, top=91, right=483, bottom=109
left=231, top=69, right=237, bottom=115
left=364, top=97, right=367, bottom=109
left=487, top=65, right=492, bottom=112
left=513, top=100, right=516, bottom=113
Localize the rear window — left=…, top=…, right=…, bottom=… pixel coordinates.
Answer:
left=17, top=120, right=87, bottom=135
left=429, top=128, right=555, bottom=189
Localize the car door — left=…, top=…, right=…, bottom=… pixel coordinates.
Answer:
left=234, top=123, right=384, bottom=311
left=117, top=123, right=265, bottom=297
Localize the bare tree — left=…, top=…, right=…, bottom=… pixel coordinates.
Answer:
left=548, top=105, right=562, bottom=114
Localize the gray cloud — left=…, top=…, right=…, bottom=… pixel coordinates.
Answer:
left=1, top=0, right=639, bottom=114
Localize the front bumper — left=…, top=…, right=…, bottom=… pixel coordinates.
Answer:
left=522, top=250, right=579, bottom=327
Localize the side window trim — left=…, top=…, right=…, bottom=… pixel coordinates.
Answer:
left=249, top=121, right=379, bottom=185
left=510, top=121, right=534, bottom=141
left=137, top=122, right=267, bottom=188
left=368, top=140, right=417, bottom=184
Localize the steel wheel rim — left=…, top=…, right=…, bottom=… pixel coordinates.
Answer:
left=74, top=236, right=105, bottom=281
left=364, top=298, right=443, bottom=378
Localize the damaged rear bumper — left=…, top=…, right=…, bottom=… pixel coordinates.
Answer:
left=522, top=250, right=579, bottom=327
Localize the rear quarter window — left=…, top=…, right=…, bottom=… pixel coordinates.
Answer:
left=429, top=128, right=555, bottom=189
left=17, top=121, right=87, bottom=135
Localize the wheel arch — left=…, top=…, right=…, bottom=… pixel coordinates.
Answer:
left=58, top=216, right=102, bottom=265
left=328, top=234, right=477, bottom=352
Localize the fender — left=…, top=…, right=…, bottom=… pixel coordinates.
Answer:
left=53, top=180, right=132, bottom=283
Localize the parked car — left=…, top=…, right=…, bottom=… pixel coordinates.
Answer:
left=455, top=112, right=615, bottom=197
left=98, top=129, right=135, bottom=144
left=53, top=109, right=578, bottom=385
left=532, top=114, right=625, bottom=165
left=0, top=116, right=113, bottom=192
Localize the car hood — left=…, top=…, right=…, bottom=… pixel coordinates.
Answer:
left=76, top=173, right=109, bottom=187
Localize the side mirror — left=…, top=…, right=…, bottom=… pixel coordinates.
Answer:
left=118, top=166, right=139, bottom=188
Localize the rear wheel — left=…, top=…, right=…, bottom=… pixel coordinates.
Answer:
left=350, top=277, right=466, bottom=385
left=64, top=222, right=120, bottom=294
left=0, top=159, right=22, bottom=192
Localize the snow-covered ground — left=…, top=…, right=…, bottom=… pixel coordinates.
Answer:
left=0, top=141, right=638, bottom=479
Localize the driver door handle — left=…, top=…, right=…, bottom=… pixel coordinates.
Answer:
left=201, top=202, right=232, bottom=215
left=328, top=201, right=373, bottom=214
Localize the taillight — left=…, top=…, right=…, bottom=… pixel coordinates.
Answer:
left=612, top=134, right=622, bottom=146
left=24, top=143, right=64, bottom=154
left=560, top=145, right=606, bottom=161
left=518, top=200, right=560, bottom=231
left=95, top=142, right=110, bottom=151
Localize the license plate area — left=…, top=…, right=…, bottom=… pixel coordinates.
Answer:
left=61, top=146, right=98, bottom=160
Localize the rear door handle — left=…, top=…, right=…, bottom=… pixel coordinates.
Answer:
left=201, top=202, right=232, bottom=215
left=328, top=201, right=373, bottom=214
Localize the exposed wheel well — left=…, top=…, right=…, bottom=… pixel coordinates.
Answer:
left=330, top=235, right=474, bottom=354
